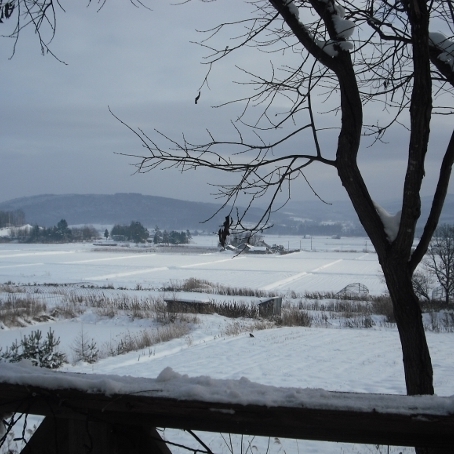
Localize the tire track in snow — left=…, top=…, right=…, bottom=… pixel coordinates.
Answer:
left=87, top=267, right=169, bottom=280
left=260, top=259, right=343, bottom=291
left=180, top=256, right=246, bottom=268
left=85, top=257, right=245, bottom=281
left=63, top=254, right=156, bottom=264
left=0, top=251, right=74, bottom=258
left=0, top=263, right=44, bottom=269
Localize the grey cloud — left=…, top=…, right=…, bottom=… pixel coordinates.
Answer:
left=0, top=1, right=452, bottom=208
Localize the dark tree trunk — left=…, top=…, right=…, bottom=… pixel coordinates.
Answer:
left=381, top=257, right=434, bottom=396
left=332, top=0, right=436, bottom=403
left=338, top=160, right=436, bottom=399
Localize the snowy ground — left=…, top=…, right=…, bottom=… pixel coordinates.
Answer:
left=0, top=235, right=384, bottom=294
left=0, top=236, right=452, bottom=454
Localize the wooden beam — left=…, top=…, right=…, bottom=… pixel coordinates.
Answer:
left=1, top=382, right=453, bottom=449
left=21, top=417, right=172, bottom=454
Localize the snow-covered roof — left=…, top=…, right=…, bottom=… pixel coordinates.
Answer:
left=164, top=297, right=211, bottom=304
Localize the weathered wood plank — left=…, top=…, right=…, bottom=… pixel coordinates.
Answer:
left=1, top=382, right=453, bottom=449
left=21, top=417, right=172, bottom=454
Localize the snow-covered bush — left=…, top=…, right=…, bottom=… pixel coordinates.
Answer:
left=0, top=328, right=66, bottom=369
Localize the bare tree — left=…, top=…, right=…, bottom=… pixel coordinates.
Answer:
left=116, top=0, right=454, bottom=407
left=0, top=0, right=148, bottom=58
left=412, top=270, right=433, bottom=304
left=425, top=224, right=454, bottom=305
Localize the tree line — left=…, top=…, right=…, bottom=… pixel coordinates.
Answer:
left=0, top=210, right=25, bottom=228
left=110, top=221, right=150, bottom=244
left=2, top=215, right=193, bottom=245
left=267, top=220, right=366, bottom=237
left=26, top=220, right=98, bottom=243
left=152, top=227, right=191, bottom=245
left=110, top=223, right=191, bottom=245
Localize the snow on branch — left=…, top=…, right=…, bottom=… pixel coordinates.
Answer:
left=373, top=201, right=401, bottom=242
left=429, top=32, right=454, bottom=70
left=312, top=0, right=355, bottom=57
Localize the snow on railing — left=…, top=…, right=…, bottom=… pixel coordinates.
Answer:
left=0, top=362, right=454, bottom=452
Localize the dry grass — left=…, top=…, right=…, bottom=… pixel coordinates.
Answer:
left=2, top=281, right=453, bottom=334
left=223, top=319, right=274, bottom=337
left=279, top=308, right=312, bottom=327
left=0, top=294, right=48, bottom=327
left=423, top=311, right=454, bottom=333
left=208, top=301, right=258, bottom=319
left=51, top=302, right=84, bottom=319
left=163, top=278, right=276, bottom=298
left=100, top=322, right=194, bottom=358
left=370, top=296, right=395, bottom=323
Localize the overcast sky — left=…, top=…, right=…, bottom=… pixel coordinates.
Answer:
left=0, top=1, right=452, bottom=210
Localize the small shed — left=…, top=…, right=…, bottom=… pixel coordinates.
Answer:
left=164, top=298, right=213, bottom=314
left=337, top=283, right=369, bottom=298
left=257, top=296, right=282, bottom=318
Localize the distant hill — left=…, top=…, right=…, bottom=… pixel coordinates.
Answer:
left=0, top=193, right=298, bottom=232
left=0, top=193, right=452, bottom=234
left=282, top=194, right=454, bottom=234
left=387, top=194, right=454, bottom=226
left=0, top=194, right=233, bottom=231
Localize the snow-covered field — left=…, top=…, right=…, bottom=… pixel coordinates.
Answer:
left=0, top=236, right=452, bottom=454
left=0, top=235, right=384, bottom=294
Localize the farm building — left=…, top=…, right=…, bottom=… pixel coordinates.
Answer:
left=164, top=298, right=213, bottom=314
left=257, top=296, right=282, bottom=317
left=164, top=296, right=282, bottom=319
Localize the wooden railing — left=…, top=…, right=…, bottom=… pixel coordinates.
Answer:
left=0, top=369, right=453, bottom=453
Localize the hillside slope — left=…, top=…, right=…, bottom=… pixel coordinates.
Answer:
left=0, top=193, right=267, bottom=230
left=0, top=193, right=452, bottom=232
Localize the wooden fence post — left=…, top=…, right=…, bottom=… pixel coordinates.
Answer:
left=21, top=417, right=172, bottom=454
